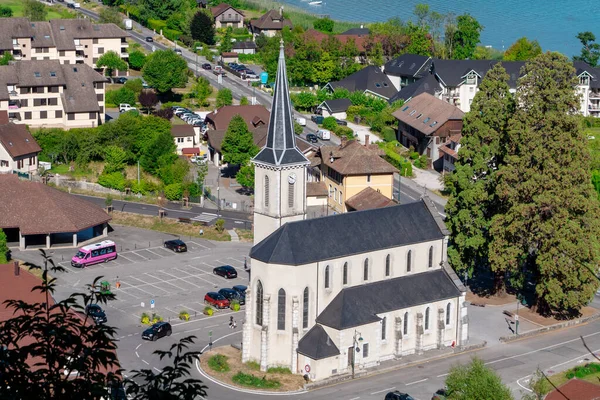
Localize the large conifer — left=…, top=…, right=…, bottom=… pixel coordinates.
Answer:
left=490, top=52, right=600, bottom=315
left=445, top=63, right=515, bottom=291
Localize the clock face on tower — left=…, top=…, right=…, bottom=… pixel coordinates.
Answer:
left=287, top=173, right=297, bottom=184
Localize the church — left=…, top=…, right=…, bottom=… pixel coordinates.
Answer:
left=242, top=41, right=468, bottom=381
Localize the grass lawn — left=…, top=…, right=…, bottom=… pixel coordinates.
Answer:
left=0, top=0, right=75, bottom=20
left=538, top=363, right=600, bottom=395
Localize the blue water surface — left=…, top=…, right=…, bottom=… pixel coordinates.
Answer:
left=281, top=0, right=597, bottom=57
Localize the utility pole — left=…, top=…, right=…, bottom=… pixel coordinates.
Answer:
left=137, top=161, right=140, bottom=184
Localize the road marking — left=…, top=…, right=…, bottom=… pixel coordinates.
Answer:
left=142, top=360, right=149, bottom=365
left=370, top=387, right=395, bottom=394
left=119, top=279, right=161, bottom=297
left=127, top=276, right=173, bottom=295
left=146, top=249, right=164, bottom=257
left=118, top=254, right=136, bottom=263
left=72, top=279, right=80, bottom=287
left=159, top=270, right=206, bottom=289
left=165, top=307, right=181, bottom=315
left=436, top=373, right=448, bottom=378
left=348, top=397, right=360, bottom=400
left=174, top=267, right=218, bottom=287
left=405, top=378, right=427, bottom=386
left=135, top=352, right=139, bottom=358
left=136, top=344, right=142, bottom=350
left=131, top=251, right=150, bottom=261
left=179, top=304, right=203, bottom=314
left=153, top=367, right=163, bottom=373
left=145, top=273, right=186, bottom=291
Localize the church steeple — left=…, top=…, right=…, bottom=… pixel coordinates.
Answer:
left=253, top=40, right=309, bottom=167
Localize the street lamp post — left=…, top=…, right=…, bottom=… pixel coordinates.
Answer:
left=351, top=330, right=363, bottom=379
left=195, top=46, right=202, bottom=76
left=217, top=167, right=221, bottom=216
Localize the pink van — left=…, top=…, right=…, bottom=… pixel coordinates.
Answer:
left=71, top=240, right=117, bottom=268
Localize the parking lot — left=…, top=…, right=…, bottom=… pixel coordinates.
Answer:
left=12, top=226, right=252, bottom=375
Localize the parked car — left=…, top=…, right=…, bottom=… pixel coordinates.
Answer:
left=218, top=288, right=245, bottom=305
left=311, top=115, right=324, bottom=124
left=384, top=391, right=415, bottom=400
left=296, top=117, right=307, bottom=126
left=202, top=63, right=212, bottom=70
left=336, top=119, right=348, bottom=126
left=175, top=108, right=191, bottom=116
left=85, top=304, right=107, bottom=324
left=316, top=129, right=331, bottom=140
left=232, top=285, right=247, bottom=295
left=306, top=133, right=318, bottom=143
left=119, top=103, right=136, bottom=113
left=174, top=49, right=182, bottom=55
left=142, top=322, right=172, bottom=341
left=204, top=292, right=230, bottom=309
left=113, top=77, right=128, bottom=84
left=213, top=265, right=238, bottom=279
left=191, top=154, right=208, bottom=164
left=145, top=36, right=154, bottom=42
left=164, top=239, right=187, bottom=252
left=431, top=389, right=448, bottom=400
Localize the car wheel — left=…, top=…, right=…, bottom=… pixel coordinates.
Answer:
left=104, top=258, right=108, bottom=263
left=164, top=243, right=167, bottom=248
left=167, top=330, right=172, bottom=336
left=152, top=335, right=157, bottom=342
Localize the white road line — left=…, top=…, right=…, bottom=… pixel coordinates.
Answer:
left=348, top=397, right=360, bottom=400
left=145, top=273, right=186, bottom=291
left=174, top=268, right=219, bottom=287
left=191, top=255, right=213, bottom=260
left=370, top=387, right=395, bottom=395
left=142, top=360, right=149, bottom=365
left=119, top=280, right=157, bottom=297
left=131, top=251, right=150, bottom=261
left=117, top=254, right=136, bottom=263
left=436, top=373, right=448, bottom=378
left=189, top=240, right=209, bottom=249
left=128, top=276, right=172, bottom=295
left=189, top=264, right=214, bottom=274
left=146, top=249, right=164, bottom=257
left=158, top=270, right=206, bottom=289
left=165, top=307, right=181, bottom=315
left=136, top=344, right=142, bottom=350
left=405, top=378, right=427, bottom=386
left=153, top=367, right=163, bottom=373
left=135, top=352, right=139, bottom=358
left=115, top=283, right=142, bottom=299
left=72, top=279, right=81, bottom=287
left=179, top=304, right=204, bottom=314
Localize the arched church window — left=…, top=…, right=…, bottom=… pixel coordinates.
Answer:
left=264, top=176, right=270, bottom=208
left=256, top=280, right=263, bottom=326
left=303, top=287, right=309, bottom=329
left=277, top=288, right=286, bottom=330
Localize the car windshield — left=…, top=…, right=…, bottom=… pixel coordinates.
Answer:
left=214, top=294, right=225, bottom=300
left=75, top=251, right=86, bottom=259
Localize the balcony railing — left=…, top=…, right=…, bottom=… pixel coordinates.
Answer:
left=589, top=91, right=600, bottom=99
left=12, top=43, right=20, bottom=50
left=219, top=16, right=242, bottom=23
left=8, top=90, right=18, bottom=98
left=75, top=53, right=85, bottom=60
left=120, top=41, right=129, bottom=47
left=120, top=51, right=128, bottom=58
left=75, top=44, right=84, bottom=50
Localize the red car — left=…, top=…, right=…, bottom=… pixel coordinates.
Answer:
left=204, top=292, right=230, bottom=309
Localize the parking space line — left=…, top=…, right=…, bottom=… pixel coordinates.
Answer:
left=120, top=279, right=160, bottom=297
left=145, top=273, right=186, bottom=291
left=118, top=254, right=136, bottom=263
left=174, top=268, right=219, bottom=287
left=179, top=304, right=204, bottom=314
left=114, top=284, right=142, bottom=299
left=146, top=249, right=165, bottom=258
left=190, top=264, right=215, bottom=274
left=128, top=276, right=172, bottom=295
left=131, top=251, right=150, bottom=261
left=158, top=270, right=206, bottom=289
left=188, top=241, right=209, bottom=249
left=164, top=307, right=181, bottom=315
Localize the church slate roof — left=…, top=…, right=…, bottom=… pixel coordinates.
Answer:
left=297, top=324, right=340, bottom=360
left=316, top=269, right=462, bottom=330
left=250, top=199, right=445, bottom=265
left=253, top=40, right=309, bottom=167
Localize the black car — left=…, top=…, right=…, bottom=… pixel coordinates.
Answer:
left=336, top=119, right=348, bottom=126
left=145, top=36, right=154, bottom=42
left=232, top=285, right=247, bottom=295
left=311, top=115, right=324, bottom=124
left=306, top=133, right=318, bottom=143
left=85, top=304, right=107, bottom=324
left=213, top=265, right=238, bottom=279
left=164, top=239, right=187, bottom=252
left=202, top=63, right=212, bottom=70
left=142, top=322, right=172, bottom=341
left=385, top=391, right=415, bottom=400
left=113, top=77, right=128, bottom=84
left=218, top=288, right=245, bottom=305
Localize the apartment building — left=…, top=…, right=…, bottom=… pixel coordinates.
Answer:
left=0, top=18, right=129, bottom=70
left=0, top=111, right=41, bottom=176
left=0, top=60, right=108, bottom=129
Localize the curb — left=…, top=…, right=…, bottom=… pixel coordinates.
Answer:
left=499, top=313, right=600, bottom=343
left=304, top=341, right=487, bottom=391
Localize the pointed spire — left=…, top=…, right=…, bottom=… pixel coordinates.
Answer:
left=253, top=40, right=309, bottom=167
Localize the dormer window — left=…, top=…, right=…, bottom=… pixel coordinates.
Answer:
left=416, top=113, right=422, bottom=119
left=466, top=72, right=477, bottom=85
left=409, top=110, right=416, bottom=116
left=580, top=75, right=590, bottom=86
left=402, top=106, right=409, bottom=112
left=50, top=71, right=56, bottom=77
left=34, top=72, right=41, bottom=78
left=423, top=117, right=430, bottom=123
left=375, top=83, right=381, bottom=87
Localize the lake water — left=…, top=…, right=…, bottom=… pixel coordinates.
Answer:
left=280, top=0, right=598, bottom=57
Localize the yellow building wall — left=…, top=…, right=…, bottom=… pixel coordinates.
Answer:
left=323, top=171, right=394, bottom=213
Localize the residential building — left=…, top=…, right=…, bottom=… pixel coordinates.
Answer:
left=545, top=379, right=600, bottom=400
left=211, top=4, right=245, bottom=29
left=0, top=112, right=41, bottom=175
left=171, top=124, right=196, bottom=155
left=438, top=133, right=461, bottom=173
left=0, top=18, right=129, bottom=70
left=0, top=174, right=110, bottom=250
left=383, top=54, right=432, bottom=91
left=0, top=60, right=108, bottom=128
left=304, top=29, right=367, bottom=63
left=205, top=104, right=269, bottom=130
left=338, top=26, right=370, bottom=37
left=249, top=8, right=292, bottom=38
left=232, top=41, right=257, bottom=55
left=316, top=98, right=352, bottom=120
left=326, top=66, right=397, bottom=101
left=312, top=137, right=397, bottom=213
left=393, top=93, right=464, bottom=171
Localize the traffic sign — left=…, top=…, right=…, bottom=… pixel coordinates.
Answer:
left=209, top=330, right=213, bottom=337
left=150, top=299, right=155, bottom=309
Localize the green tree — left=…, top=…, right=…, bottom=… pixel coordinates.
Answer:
left=490, top=53, right=600, bottom=315
left=291, top=91, right=318, bottom=111
left=0, top=5, right=13, bottom=17
left=405, top=22, right=434, bottom=56
left=0, top=228, right=8, bottom=263
left=96, top=51, right=128, bottom=77
left=239, top=96, right=249, bottom=105
left=103, top=145, right=128, bottom=174
left=159, top=157, right=190, bottom=185
left=503, top=37, right=542, bottom=61
left=313, top=17, right=334, bottom=33
left=140, top=130, right=177, bottom=174
left=216, top=88, right=233, bottom=108
left=106, top=87, right=136, bottom=107
left=220, top=28, right=233, bottom=53
left=312, top=51, right=336, bottom=84
left=191, top=77, right=213, bottom=106
left=190, top=10, right=216, bottom=45
left=236, top=164, right=254, bottom=190
left=445, top=63, right=515, bottom=291
left=138, top=0, right=186, bottom=20
left=98, top=7, right=123, bottom=26
left=142, top=50, right=189, bottom=94
left=445, top=358, right=513, bottom=400
left=23, top=0, right=47, bottom=21
left=124, top=78, right=144, bottom=94
left=0, top=52, right=13, bottom=66
left=452, top=14, right=483, bottom=60
left=574, top=31, right=600, bottom=67
left=221, top=115, right=259, bottom=165
left=128, top=50, right=147, bottom=70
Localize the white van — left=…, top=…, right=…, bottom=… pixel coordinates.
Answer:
left=296, top=117, right=307, bottom=126
left=316, top=129, right=331, bottom=140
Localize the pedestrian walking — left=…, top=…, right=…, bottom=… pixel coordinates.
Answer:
left=233, top=320, right=237, bottom=329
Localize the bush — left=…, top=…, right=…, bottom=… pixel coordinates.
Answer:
left=156, top=108, right=174, bottom=120
left=232, top=372, right=281, bottom=389
left=565, top=363, right=600, bottom=379
left=245, top=361, right=260, bottom=371
left=267, top=366, right=291, bottom=374
left=322, top=116, right=337, bottom=131
left=128, top=50, right=146, bottom=70
left=346, top=105, right=364, bottom=122
left=125, top=78, right=144, bottom=94
left=130, top=179, right=159, bottom=195
left=414, top=154, right=428, bottom=169
left=208, top=354, right=230, bottom=372
left=204, top=306, right=214, bottom=316
left=334, top=126, right=354, bottom=140
left=381, top=142, right=413, bottom=177
left=230, top=299, right=240, bottom=312
left=179, top=310, right=190, bottom=321
left=105, top=87, right=136, bottom=107
left=409, top=151, right=419, bottom=160
left=147, top=19, right=167, bottom=32
left=163, top=28, right=182, bottom=42
left=151, top=313, right=163, bottom=324
left=140, top=312, right=150, bottom=325
left=215, top=218, right=225, bottom=233
left=179, top=34, right=194, bottom=47
left=98, top=172, right=126, bottom=191
left=238, top=53, right=259, bottom=63
left=164, top=183, right=183, bottom=200
left=381, top=127, right=397, bottom=142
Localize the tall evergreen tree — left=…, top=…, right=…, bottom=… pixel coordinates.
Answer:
left=221, top=115, right=259, bottom=166
left=445, top=63, right=515, bottom=291
left=490, top=52, right=600, bottom=315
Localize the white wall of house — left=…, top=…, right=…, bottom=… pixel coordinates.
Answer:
left=321, top=110, right=346, bottom=120
left=173, top=135, right=195, bottom=155
left=0, top=147, right=38, bottom=174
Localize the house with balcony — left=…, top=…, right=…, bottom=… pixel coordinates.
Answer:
left=249, top=8, right=292, bottom=38
left=211, top=4, right=245, bottom=29
left=0, top=111, right=41, bottom=175
left=171, top=124, right=196, bottom=155
left=326, top=66, right=397, bottom=101
left=0, top=18, right=129, bottom=71
left=438, top=133, right=461, bottom=173
left=0, top=60, right=108, bottom=129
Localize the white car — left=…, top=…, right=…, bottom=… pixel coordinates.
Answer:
left=119, top=104, right=137, bottom=113
left=191, top=155, right=208, bottom=164
left=296, top=117, right=307, bottom=126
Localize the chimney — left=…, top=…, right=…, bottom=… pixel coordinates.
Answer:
left=364, top=134, right=370, bottom=147
left=214, top=108, right=217, bottom=114
left=280, top=5, right=284, bottom=16
left=340, top=136, right=348, bottom=148
left=14, top=261, right=19, bottom=276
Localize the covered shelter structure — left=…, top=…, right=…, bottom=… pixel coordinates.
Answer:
left=0, top=175, right=111, bottom=250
